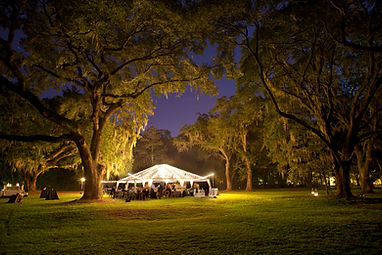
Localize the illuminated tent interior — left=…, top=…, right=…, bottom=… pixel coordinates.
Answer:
left=103, top=164, right=211, bottom=188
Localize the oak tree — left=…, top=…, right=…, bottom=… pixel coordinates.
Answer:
left=212, top=0, right=381, bottom=198
left=0, top=0, right=215, bottom=199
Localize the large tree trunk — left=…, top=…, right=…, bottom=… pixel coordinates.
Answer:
left=74, top=134, right=104, bottom=200
left=359, top=167, right=373, bottom=194
left=355, top=145, right=374, bottom=194
left=354, top=114, right=377, bottom=194
left=244, top=156, right=252, bottom=191
left=82, top=163, right=105, bottom=200
left=334, top=162, right=353, bottom=199
left=242, top=133, right=253, bottom=191
left=331, top=151, right=353, bottom=199
left=82, top=162, right=103, bottom=200
left=23, top=171, right=39, bottom=192
left=220, top=149, right=232, bottom=191
left=225, top=159, right=232, bottom=191
left=77, top=107, right=109, bottom=200
left=23, top=165, right=44, bottom=192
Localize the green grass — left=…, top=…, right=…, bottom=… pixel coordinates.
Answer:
left=1, top=189, right=381, bottom=254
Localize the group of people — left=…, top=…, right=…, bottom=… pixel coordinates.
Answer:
left=109, top=182, right=207, bottom=201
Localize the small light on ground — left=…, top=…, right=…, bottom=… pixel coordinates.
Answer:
left=80, top=177, right=86, bottom=194
left=311, top=189, right=318, bottom=197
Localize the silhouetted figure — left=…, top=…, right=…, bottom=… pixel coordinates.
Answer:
left=129, top=189, right=135, bottom=201
left=40, top=186, right=47, bottom=198
left=150, top=188, right=157, bottom=199
left=110, top=187, right=115, bottom=198
left=205, top=184, right=210, bottom=196
left=158, top=183, right=164, bottom=199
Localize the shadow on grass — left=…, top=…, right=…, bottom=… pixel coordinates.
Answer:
left=352, top=197, right=382, bottom=204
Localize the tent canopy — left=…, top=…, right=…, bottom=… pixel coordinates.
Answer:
left=103, top=164, right=211, bottom=187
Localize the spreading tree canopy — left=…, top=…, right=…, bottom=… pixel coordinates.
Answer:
left=0, top=0, right=215, bottom=199
left=210, top=0, right=381, bottom=198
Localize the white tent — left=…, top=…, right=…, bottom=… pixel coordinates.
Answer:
left=103, top=164, right=212, bottom=189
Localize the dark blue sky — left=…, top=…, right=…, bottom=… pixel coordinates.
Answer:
left=149, top=78, right=236, bottom=137
left=149, top=42, right=240, bottom=137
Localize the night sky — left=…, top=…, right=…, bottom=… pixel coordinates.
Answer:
left=149, top=78, right=236, bottom=137
left=149, top=43, right=239, bottom=137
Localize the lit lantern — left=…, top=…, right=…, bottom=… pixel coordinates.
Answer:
left=80, top=177, right=86, bottom=192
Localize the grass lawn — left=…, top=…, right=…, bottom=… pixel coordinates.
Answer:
left=0, top=188, right=381, bottom=254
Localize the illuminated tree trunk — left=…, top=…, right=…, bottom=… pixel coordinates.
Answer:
left=22, top=164, right=46, bottom=192
left=355, top=145, right=374, bottom=194
left=23, top=171, right=39, bottom=192
left=245, top=156, right=252, bottom=191
left=242, top=133, right=252, bottom=191
left=83, top=162, right=105, bottom=200
left=74, top=133, right=104, bottom=200
left=225, top=159, right=231, bottom=191
left=77, top=95, right=109, bottom=200
left=359, top=166, right=373, bottom=194
left=220, top=149, right=231, bottom=191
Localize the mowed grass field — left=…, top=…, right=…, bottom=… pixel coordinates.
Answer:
left=0, top=189, right=381, bottom=255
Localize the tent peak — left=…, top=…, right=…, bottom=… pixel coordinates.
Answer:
left=116, top=164, right=210, bottom=184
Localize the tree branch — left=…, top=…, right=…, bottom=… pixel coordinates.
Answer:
left=0, top=134, right=74, bottom=143
left=0, top=76, right=78, bottom=132
left=46, top=142, right=76, bottom=162
left=109, top=51, right=166, bottom=76
left=34, top=64, right=85, bottom=88
left=103, top=77, right=202, bottom=100
left=358, top=130, right=382, bottom=142
left=247, top=23, right=332, bottom=149
left=47, top=151, right=75, bottom=166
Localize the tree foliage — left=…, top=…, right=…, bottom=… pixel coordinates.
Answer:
left=133, top=126, right=173, bottom=171
left=175, top=113, right=235, bottom=190
left=0, top=89, right=79, bottom=191
left=0, top=0, right=215, bottom=199
left=210, top=0, right=382, bottom=198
